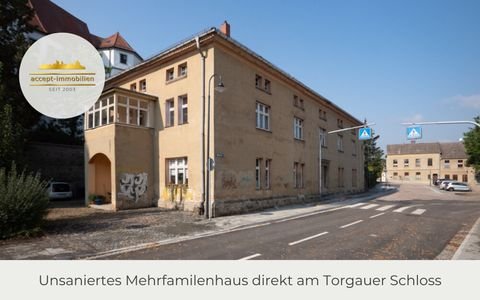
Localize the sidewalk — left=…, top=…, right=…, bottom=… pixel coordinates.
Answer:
left=0, top=186, right=394, bottom=260
left=452, top=216, right=480, bottom=260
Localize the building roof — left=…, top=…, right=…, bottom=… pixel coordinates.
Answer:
left=106, top=26, right=363, bottom=125
left=387, top=142, right=467, bottom=159
left=28, top=0, right=140, bottom=56
left=440, top=142, right=467, bottom=159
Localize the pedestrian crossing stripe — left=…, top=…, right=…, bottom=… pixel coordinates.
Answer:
left=348, top=203, right=425, bottom=215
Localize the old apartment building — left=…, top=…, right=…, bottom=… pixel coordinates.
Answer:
left=386, top=142, right=476, bottom=185
left=84, top=22, right=365, bottom=216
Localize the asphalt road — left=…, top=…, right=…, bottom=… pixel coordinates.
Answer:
left=105, top=185, right=480, bottom=260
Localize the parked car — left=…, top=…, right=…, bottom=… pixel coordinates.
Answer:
left=446, top=182, right=472, bottom=192
left=47, top=182, right=73, bottom=200
left=434, top=178, right=445, bottom=186
left=439, top=180, right=454, bottom=190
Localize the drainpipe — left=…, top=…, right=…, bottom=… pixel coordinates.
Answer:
left=196, top=36, right=207, bottom=217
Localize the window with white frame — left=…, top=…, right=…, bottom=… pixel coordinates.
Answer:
left=167, top=158, right=188, bottom=185
left=264, top=79, right=271, bottom=93
left=166, top=68, right=174, bottom=81
left=320, top=128, right=327, bottom=147
left=444, top=159, right=450, bottom=168
left=255, top=74, right=262, bottom=88
left=166, top=99, right=174, bottom=127
left=294, top=117, right=303, bottom=140
left=415, top=158, right=421, bottom=167
left=87, top=96, right=114, bottom=129
left=256, top=158, right=262, bottom=189
left=120, top=53, right=128, bottom=64
left=404, top=159, right=409, bottom=167
left=337, top=134, right=344, bottom=152
left=178, top=63, right=187, bottom=77
left=457, top=160, right=463, bottom=168
left=178, top=95, right=188, bottom=124
left=114, top=95, right=149, bottom=127
left=139, top=79, right=146, bottom=92
left=256, top=102, right=270, bottom=130
left=393, top=159, right=398, bottom=167
left=265, top=159, right=271, bottom=189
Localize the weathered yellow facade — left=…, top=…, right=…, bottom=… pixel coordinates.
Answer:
left=84, top=24, right=365, bottom=215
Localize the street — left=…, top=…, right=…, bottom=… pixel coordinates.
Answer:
left=105, top=184, right=480, bottom=260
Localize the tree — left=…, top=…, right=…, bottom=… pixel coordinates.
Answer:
left=463, top=116, right=480, bottom=179
left=363, top=131, right=385, bottom=188
left=0, top=0, right=39, bottom=167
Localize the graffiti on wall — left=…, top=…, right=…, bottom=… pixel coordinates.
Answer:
left=119, top=173, right=148, bottom=202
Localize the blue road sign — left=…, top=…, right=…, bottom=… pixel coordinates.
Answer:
left=358, top=127, right=372, bottom=140
left=406, top=126, right=422, bottom=139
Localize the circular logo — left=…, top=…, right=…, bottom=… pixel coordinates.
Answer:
left=19, top=33, right=105, bottom=119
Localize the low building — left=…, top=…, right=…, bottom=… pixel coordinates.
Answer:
left=386, top=142, right=476, bottom=185
left=84, top=22, right=366, bottom=216
left=27, top=0, right=142, bottom=77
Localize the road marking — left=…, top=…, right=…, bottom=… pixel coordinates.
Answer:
left=361, top=204, right=379, bottom=210
left=393, top=206, right=415, bottom=213
left=369, top=212, right=385, bottom=219
left=376, top=205, right=396, bottom=211
left=411, top=209, right=426, bottom=215
left=238, top=253, right=261, bottom=260
left=340, top=220, right=363, bottom=229
left=288, top=231, right=329, bottom=246
left=348, top=203, right=366, bottom=208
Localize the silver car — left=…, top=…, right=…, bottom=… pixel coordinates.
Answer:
left=47, top=182, right=73, bottom=200
left=446, top=182, right=471, bottom=192
left=439, top=180, right=454, bottom=190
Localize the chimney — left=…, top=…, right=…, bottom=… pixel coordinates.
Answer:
left=220, top=21, right=230, bottom=37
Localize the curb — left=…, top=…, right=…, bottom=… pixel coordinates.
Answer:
left=452, top=216, right=480, bottom=260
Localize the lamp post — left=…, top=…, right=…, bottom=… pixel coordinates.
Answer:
left=205, top=74, right=225, bottom=219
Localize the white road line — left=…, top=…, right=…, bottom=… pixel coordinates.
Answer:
left=393, top=206, right=415, bottom=213
left=238, top=253, right=262, bottom=260
left=348, top=203, right=366, bottom=208
left=411, top=209, right=426, bottom=215
left=340, top=220, right=363, bottom=229
left=361, top=204, right=379, bottom=210
left=369, top=212, right=385, bottom=219
left=376, top=205, right=396, bottom=211
left=288, top=231, right=329, bottom=246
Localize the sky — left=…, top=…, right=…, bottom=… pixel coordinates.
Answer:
left=54, top=0, right=480, bottom=151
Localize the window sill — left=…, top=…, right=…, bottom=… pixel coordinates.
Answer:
left=294, top=138, right=305, bottom=143
left=166, top=74, right=187, bottom=85
left=178, top=122, right=189, bottom=126
left=256, top=127, right=272, bottom=133
left=294, top=105, right=305, bottom=111
left=337, top=150, right=344, bottom=153
left=256, top=86, right=272, bottom=95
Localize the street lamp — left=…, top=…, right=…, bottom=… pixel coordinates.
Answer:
left=205, top=74, right=225, bottom=219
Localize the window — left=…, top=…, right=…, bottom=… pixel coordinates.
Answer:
left=130, top=83, right=137, bottom=91
left=265, top=159, right=271, bottom=189
left=299, top=98, right=304, bottom=109
left=415, top=172, right=421, bottom=180
left=256, top=102, right=270, bottom=131
left=462, top=174, right=468, bottom=182
left=337, top=134, right=344, bottom=152
left=457, top=160, right=463, bottom=168
left=166, top=68, right=174, bottom=81
left=293, top=95, right=299, bottom=107
left=337, top=119, right=344, bottom=128
left=139, top=79, right=146, bottom=92
left=320, top=128, right=327, bottom=147
left=444, top=159, right=450, bottom=169
left=166, top=99, right=174, bottom=127
left=404, top=172, right=410, bottom=180
left=452, top=174, right=458, bottom=181
left=293, top=117, right=303, bottom=140
left=352, top=169, right=357, bottom=188
left=178, top=95, right=188, bottom=124
left=352, top=140, right=357, bottom=156
left=393, top=159, right=398, bottom=167
left=264, top=79, right=271, bottom=93
left=319, top=109, right=327, bottom=120
left=428, top=158, right=433, bottom=166
left=167, top=158, right=188, bottom=185
left=120, top=53, right=128, bottom=64
left=393, top=172, right=398, bottom=177
left=178, top=63, right=187, bottom=77
left=445, top=174, right=450, bottom=180
left=337, top=167, right=344, bottom=187
left=255, top=74, right=262, bottom=88
left=404, top=159, right=409, bottom=167
left=293, top=162, right=304, bottom=188
left=415, top=158, right=421, bottom=168
left=256, top=158, right=262, bottom=189
left=87, top=95, right=149, bottom=129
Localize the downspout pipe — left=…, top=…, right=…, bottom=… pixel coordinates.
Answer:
left=196, top=36, right=207, bottom=218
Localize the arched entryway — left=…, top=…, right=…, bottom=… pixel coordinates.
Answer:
left=88, top=153, right=112, bottom=203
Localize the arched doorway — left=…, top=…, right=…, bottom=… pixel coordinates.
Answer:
left=88, top=153, right=112, bottom=203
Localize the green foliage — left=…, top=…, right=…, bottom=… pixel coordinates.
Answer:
left=463, top=116, right=480, bottom=177
left=363, top=132, right=385, bottom=188
left=0, top=104, right=24, bottom=169
left=0, top=163, right=49, bottom=239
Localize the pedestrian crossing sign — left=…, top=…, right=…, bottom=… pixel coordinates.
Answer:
left=407, top=126, right=422, bottom=139
left=358, top=127, right=372, bottom=140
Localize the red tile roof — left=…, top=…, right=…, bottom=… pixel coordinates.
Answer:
left=28, top=0, right=138, bottom=54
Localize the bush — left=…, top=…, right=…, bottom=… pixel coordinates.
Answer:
left=0, top=164, right=49, bottom=239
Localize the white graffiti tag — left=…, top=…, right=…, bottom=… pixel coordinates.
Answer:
left=119, top=173, right=147, bottom=202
